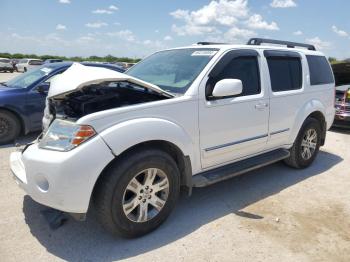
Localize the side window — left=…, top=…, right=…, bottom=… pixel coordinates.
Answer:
left=266, top=56, right=302, bottom=92
left=206, top=56, right=261, bottom=98
left=306, top=55, right=334, bottom=85
left=29, top=60, right=43, bottom=65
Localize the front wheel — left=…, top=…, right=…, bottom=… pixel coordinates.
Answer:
left=0, top=110, right=21, bottom=145
left=284, top=118, right=321, bottom=169
left=93, top=149, right=180, bottom=238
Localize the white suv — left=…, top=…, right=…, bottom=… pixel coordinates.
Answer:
left=16, top=58, right=43, bottom=72
left=10, top=38, right=335, bottom=237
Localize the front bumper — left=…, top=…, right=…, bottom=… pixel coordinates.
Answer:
left=333, top=109, right=350, bottom=127
left=10, top=135, right=114, bottom=213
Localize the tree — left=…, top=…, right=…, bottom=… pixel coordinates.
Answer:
left=328, top=57, right=337, bottom=63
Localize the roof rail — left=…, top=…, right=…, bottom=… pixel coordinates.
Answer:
left=196, top=42, right=228, bottom=45
left=247, top=38, right=316, bottom=51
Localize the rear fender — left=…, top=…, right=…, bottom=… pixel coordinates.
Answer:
left=288, top=99, right=326, bottom=145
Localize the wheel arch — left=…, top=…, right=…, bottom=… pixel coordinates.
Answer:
left=92, top=139, right=193, bottom=204
left=289, top=100, right=327, bottom=146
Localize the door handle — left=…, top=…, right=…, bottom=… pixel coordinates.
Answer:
left=255, top=103, right=269, bottom=110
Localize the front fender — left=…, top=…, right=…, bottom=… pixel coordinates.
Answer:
left=288, top=99, right=326, bottom=145
left=99, top=117, right=195, bottom=162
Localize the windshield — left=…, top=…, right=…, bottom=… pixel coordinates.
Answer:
left=5, top=66, right=54, bottom=88
left=127, top=48, right=218, bottom=94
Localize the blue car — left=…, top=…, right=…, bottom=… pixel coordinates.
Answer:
left=0, top=62, right=124, bottom=144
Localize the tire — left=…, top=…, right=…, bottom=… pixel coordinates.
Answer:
left=10, top=69, right=14, bottom=73
left=24, top=67, right=27, bottom=72
left=93, top=149, right=180, bottom=238
left=284, top=117, right=322, bottom=169
left=0, top=110, right=21, bottom=145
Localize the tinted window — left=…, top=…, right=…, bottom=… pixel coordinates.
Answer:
left=307, top=55, right=334, bottom=85
left=29, top=60, right=43, bottom=65
left=267, top=57, right=302, bottom=92
left=207, top=56, right=261, bottom=98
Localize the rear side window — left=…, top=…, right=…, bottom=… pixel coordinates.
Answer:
left=266, top=57, right=302, bottom=92
left=207, top=56, right=261, bottom=97
left=306, top=55, right=334, bottom=85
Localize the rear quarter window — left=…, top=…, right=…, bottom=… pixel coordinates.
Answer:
left=306, top=55, right=334, bottom=85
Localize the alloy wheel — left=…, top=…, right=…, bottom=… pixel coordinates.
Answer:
left=301, top=128, right=317, bottom=160
left=122, top=168, right=169, bottom=223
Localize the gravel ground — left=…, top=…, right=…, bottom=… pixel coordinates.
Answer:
left=0, top=72, right=349, bottom=262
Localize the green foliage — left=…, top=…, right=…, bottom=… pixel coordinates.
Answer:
left=0, top=52, right=140, bottom=63
left=328, top=57, right=338, bottom=64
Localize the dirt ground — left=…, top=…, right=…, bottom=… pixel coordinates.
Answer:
left=0, top=72, right=349, bottom=262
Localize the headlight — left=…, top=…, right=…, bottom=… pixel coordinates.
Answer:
left=39, top=120, right=96, bottom=152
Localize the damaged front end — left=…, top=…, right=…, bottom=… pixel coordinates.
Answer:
left=43, top=63, right=173, bottom=129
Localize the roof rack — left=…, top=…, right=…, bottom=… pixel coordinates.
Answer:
left=196, top=42, right=228, bottom=45
left=247, top=38, right=316, bottom=51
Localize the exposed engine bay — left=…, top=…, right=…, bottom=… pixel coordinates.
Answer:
left=48, top=81, right=170, bottom=119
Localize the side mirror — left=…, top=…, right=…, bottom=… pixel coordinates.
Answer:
left=212, top=79, right=242, bottom=98
left=36, top=83, right=50, bottom=95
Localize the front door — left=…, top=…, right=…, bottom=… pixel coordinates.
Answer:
left=199, top=49, right=269, bottom=169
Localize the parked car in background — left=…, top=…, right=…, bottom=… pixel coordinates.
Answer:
left=16, top=59, right=44, bottom=72
left=10, top=38, right=335, bottom=238
left=114, top=62, right=136, bottom=70
left=332, top=62, right=350, bottom=127
left=0, top=58, right=14, bottom=73
left=44, top=59, right=63, bottom=64
left=0, top=62, right=124, bottom=144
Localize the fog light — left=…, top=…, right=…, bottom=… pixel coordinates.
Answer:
left=35, top=173, right=49, bottom=192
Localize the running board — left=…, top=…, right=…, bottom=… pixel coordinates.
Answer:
left=192, top=149, right=290, bottom=187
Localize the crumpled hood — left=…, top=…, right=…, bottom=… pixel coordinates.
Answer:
left=48, top=63, right=174, bottom=98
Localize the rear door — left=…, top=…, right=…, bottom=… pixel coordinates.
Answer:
left=199, top=49, right=270, bottom=169
left=264, top=50, right=304, bottom=148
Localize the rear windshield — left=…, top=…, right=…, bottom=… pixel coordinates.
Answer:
left=0, top=59, right=10, bottom=63
left=306, top=55, right=334, bottom=85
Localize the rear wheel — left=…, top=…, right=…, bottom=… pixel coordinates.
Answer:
left=284, top=118, right=321, bottom=168
left=94, top=149, right=180, bottom=238
left=0, top=110, right=21, bottom=145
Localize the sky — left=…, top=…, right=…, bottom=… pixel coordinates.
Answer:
left=0, top=0, right=349, bottom=59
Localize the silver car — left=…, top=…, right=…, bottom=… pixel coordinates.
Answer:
left=0, top=58, right=14, bottom=73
